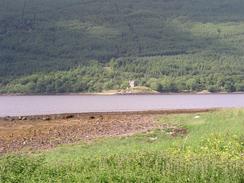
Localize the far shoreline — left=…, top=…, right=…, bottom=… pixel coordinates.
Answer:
left=1, top=91, right=244, bottom=97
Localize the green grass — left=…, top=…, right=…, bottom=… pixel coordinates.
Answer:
left=45, top=109, right=244, bottom=161
left=1, top=109, right=244, bottom=182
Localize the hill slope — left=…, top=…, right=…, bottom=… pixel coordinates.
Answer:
left=0, top=0, right=244, bottom=93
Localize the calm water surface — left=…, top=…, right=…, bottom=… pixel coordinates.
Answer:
left=0, top=94, right=244, bottom=117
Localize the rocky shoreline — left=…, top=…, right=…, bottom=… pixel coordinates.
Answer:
left=0, top=109, right=215, bottom=154
left=0, top=108, right=216, bottom=122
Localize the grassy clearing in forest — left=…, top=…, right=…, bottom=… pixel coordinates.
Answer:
left=0, top=109, right=244, bottom=182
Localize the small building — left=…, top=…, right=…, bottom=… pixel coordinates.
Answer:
left=129, top=80, right=135, bottom=88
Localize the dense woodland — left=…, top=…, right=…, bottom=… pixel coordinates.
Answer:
left=0, top=0, right=244, bottom=93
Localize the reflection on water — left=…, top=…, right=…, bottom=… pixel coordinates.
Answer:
left=0, top=94, right=244, bottom=117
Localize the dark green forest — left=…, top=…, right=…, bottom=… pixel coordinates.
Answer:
left=0, top=0, right=244, bottom=93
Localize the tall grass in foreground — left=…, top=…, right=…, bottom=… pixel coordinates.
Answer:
left=0, top=109, right=244, bottom=182
left=0, top=134, right=243, bottom=183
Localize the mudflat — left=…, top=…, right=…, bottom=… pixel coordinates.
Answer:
left=0, top=114, right=157, bottom=154
left=0, top=109, right=212, bottom=154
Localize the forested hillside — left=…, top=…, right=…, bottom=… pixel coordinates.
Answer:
left=0, top=0, right=244, bottom=93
